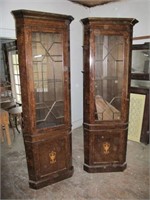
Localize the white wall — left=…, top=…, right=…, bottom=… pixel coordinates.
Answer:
left=0, top=0, right=89, bottom=129
left=90, top=0, right=150, bottom=44
left=0, top=0, right=149, bottom=129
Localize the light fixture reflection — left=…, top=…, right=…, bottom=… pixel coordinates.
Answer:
left=34, top=54, right=43, bottom=58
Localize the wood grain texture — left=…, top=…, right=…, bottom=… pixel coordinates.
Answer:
left=82, top=17, right=138, bottom=173
left=12, top=9, right=74, bottom=189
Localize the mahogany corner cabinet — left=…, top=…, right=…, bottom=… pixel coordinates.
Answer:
left=11, top=10, right=74, bottom=189
left=81, top=17, right=138, bottom=173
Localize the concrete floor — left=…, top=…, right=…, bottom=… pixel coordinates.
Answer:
left=1, top=126, right=150, bottom=200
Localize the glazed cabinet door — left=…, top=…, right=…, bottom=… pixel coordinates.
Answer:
left=32, top=32, right=66, bottom=128
left=94, top=34, right=126, bottom=122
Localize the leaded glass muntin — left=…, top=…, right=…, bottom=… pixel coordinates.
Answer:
left=94, top=34, right=125, bottom=122
left=32, top=31, right=65, bottom=129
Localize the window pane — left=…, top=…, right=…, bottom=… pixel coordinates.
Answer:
left=13, top=65, right=19, bottom=74
left=12, top=54, right=19, bottom=65
left=14, top=75, right=20, bottom=85
left=10, top=50, right=21, bottom=104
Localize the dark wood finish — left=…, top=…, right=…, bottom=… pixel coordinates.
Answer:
left=12, top=9, right=74, bottom=189
left=81, top=17, right=138, bottom=173
left=69, top=0, right=119, bottom=7
left=133, top=35, right=150, bottom=40
left=131, top=73, right=149, bottom=80
left=130, top=87, right=149, bottom=144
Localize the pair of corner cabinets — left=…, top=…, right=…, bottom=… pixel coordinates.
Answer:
left=12, top=9, right=138, bottom=189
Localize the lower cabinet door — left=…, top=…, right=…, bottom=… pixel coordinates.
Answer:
left=24, top=131, right=73, bottom=189
left=84, top=128, right=127, bottom=173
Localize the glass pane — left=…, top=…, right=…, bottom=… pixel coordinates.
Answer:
left=15, top=84, right=20, bottom=94
left=10, top=50, right=22, bottom=104
left=94, top=35, right=124, bottom=121
left=12, top=54, right=19, bottom=65
left=131, top=80, right=150, bottom=88
left=14, top=75, right=20, bottom=85
left=13, top=65, right=19, bottom=74
left=32, top=32, right=64, bottom=128
left=132, top=49, right=150, bottom=74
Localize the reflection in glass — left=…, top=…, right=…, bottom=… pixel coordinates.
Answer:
left=94, top=35, right=124, bottom=121
left=132, top=49, right=150, bottom=74
left=32, top=32, right=64, bottom=128
left=131, top=43, right=150, bottom=88
left=131, top=80, right=150, bottom=88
